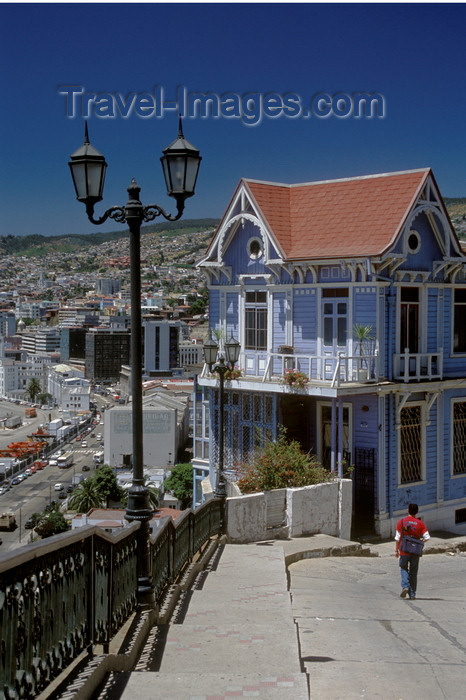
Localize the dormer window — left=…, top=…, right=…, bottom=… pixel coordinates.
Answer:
left=248, top=238, right=263, bottom=260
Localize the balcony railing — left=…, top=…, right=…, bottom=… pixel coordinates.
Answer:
left=260, top=350, right=380, bottom=386
left=0, top=499, right=222, bottom=699
left=393, top=350, right=443, bottom=382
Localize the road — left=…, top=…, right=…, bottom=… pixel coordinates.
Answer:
left=289, top=552, right=466, bottom=699
left=0, top=399, right=106, bottom=551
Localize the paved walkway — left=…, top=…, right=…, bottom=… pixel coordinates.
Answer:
left=96, top=533, right=466, bottom=700
left=120, top=541, right=309, bottom=699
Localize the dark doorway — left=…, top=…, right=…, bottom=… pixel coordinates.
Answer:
left=352, top=447, right=376, bottom=537
left=279, top=395, right=312, bottom=452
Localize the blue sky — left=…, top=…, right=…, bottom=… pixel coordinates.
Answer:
left=0, top=2, right=465, bottom=237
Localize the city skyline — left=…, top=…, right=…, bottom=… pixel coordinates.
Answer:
left=0, top=2, right=465, bottom=238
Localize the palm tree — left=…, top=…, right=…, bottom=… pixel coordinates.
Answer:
left=68, top=479, right=102, bottom=512
left=118, top=477, right=159, bottom=509
left=27, top=377, right=42, bottom=403
left=145, top=479, right=160, bottom=509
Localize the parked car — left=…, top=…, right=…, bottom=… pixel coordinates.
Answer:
left=0, top=486, right=10, bottom=495
left=25, top=516, right=39, bottom=529
left=11, top=477, right=21, bottom=486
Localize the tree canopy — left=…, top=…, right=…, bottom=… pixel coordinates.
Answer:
left=92, top=465, right=126, bottom=507
left=35, top=510, right=69, bottom=538
left=27, top=378, right=42, bottom=402
left=163, top=463, right=193, bottom=509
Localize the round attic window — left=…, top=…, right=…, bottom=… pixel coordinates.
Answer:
left=407, top=229, right=421, bottom=254
left=248, top=238, right=263, bottom=260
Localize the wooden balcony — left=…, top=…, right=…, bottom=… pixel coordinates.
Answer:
left=393, top=350, right=443, bottom=382
left=200, top=350, right=380, bottom=389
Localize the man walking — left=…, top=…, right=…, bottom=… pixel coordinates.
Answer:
left=395, top=503, right=430, bottom=600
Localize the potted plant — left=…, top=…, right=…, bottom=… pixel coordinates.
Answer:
left=353, top=324, right=374, bottom=379
left=281, top=368, right=309, bottom=389
left=224, top=368, right=242, bottom=381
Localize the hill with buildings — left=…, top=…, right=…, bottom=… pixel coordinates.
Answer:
left=0, top=219, right=219, bottom=258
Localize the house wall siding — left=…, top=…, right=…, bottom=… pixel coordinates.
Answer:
left=226, top=293, right=239, bottom=337
left=352, top=394, right=378, bottom=452
left=293, top=290, right=317, bottom=353
left=272, top=292, right=287, bottom=349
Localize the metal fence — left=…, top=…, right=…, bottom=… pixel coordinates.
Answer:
left=0, top=499, right=222, bottom=699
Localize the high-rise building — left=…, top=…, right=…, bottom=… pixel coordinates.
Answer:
left=85, top=328, right=130, bottom=382
left=143, top=319, right=189, bottom=375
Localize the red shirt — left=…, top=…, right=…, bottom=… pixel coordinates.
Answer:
left=396, top=516, right=429, bottom=556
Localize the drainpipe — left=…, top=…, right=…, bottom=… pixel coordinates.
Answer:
left=331, top=397, right=337, bottom=473
left=387, top=289, right=395, bottom=381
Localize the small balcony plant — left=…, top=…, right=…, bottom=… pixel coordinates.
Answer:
left=282, top=368, right=309, bottom=389
left=224, top=368, right=242, bottom=380
left=353, top=323, right=374, bottom=377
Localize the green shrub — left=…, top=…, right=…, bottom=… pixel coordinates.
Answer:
left=236, top=431, right=334, bottom=493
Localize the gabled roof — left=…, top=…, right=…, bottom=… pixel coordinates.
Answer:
left=243, top=168, right=432, bottom=260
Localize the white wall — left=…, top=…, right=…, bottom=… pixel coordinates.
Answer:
left=226, top=480, right=352, bottom=543
left=104, top=406, right=178, bottom=468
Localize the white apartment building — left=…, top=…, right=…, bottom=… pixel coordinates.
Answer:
left=178, top=340, right=203, bottom=368
left=47, top=364, right=90, bottom=411
left=21, top=328, right=60, bottom=354
left=0, top=355, right=49, bottom=399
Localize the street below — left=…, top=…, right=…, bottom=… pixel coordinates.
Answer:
left=0, top=397, right=108, bottom=551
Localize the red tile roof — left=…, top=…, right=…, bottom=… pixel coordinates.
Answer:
left=244, top=169, right=430, bottom=260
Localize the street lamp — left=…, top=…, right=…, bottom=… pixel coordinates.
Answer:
left=203, top=334, right=240, bottom=499
left=69, top=119, right=201, bottom=608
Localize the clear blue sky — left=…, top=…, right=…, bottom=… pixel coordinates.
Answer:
left=0, top=2, right=465, bottom=237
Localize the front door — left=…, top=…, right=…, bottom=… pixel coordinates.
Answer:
left=322, top=290, right=348, bottom=380
left=399, top=287, right=420, bottom=377
left=320, top=403, right=350, bottom=470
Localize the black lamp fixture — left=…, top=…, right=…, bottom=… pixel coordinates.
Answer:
left=203, top=333, right=240, bottom=501
left=68, top=122, right=107, bottom=207
left=69, top=119, right=201, bottom=608
left=69, top=116, right=201, bottom=224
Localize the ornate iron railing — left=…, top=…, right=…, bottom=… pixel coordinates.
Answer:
left=0, top=499, right=222, bottom=699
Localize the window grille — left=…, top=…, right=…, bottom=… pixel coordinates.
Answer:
left=453, top=401, right=466, bottom=475
left=400, top=405, right=422, bottom=483
left=210, top=391, right=275, bottom=470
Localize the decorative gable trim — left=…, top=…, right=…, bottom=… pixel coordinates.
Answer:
left=198, top=181, right=285, bottom=271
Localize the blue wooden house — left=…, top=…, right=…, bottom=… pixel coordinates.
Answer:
left=194, top=168, right=466, bottom=538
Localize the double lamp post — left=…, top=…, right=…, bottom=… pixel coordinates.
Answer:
left=68, top=120, right=201, bottom=607
left=203, top=335, right=240, bottom=499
